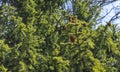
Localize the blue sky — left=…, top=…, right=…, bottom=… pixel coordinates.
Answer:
left=100, top=1, right=120, bottom=25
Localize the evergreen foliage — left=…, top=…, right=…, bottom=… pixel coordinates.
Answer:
left=0, top=0, right=120, bottom=72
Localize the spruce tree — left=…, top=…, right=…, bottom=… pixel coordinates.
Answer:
left=0, top=0, right=120, bottom=72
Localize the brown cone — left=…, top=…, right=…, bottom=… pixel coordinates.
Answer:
left=70, top=35, right=76, bottom=43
